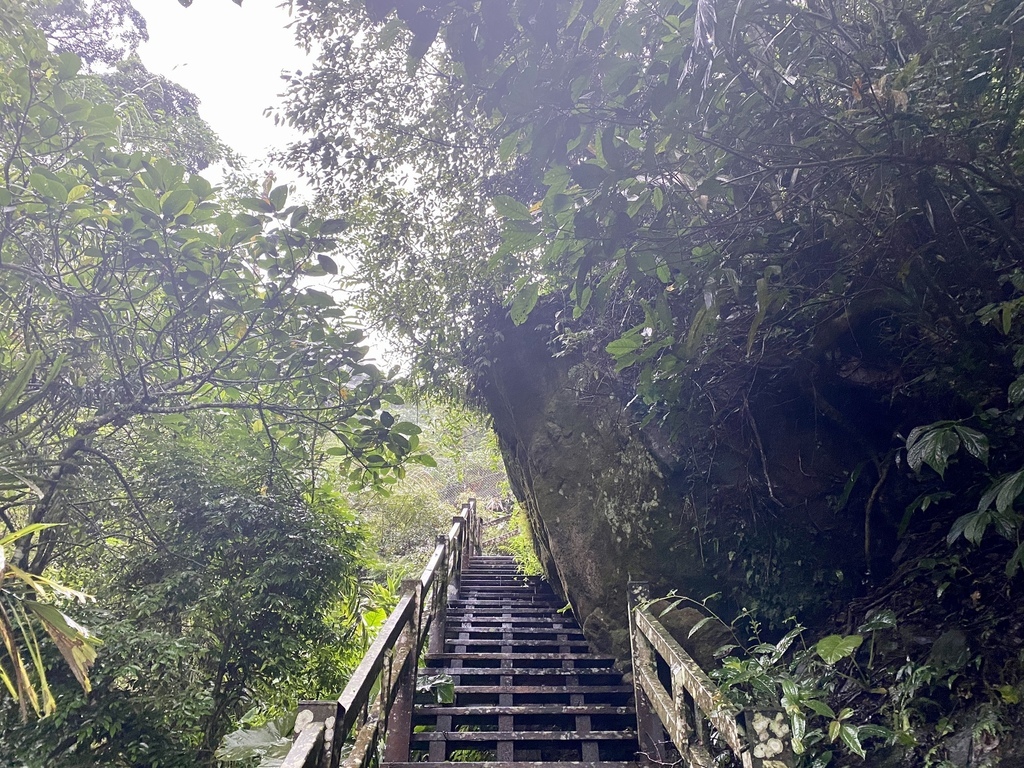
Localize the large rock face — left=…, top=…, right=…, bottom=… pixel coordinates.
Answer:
left=477, top=317, right=711, bottom=658
left=476, top=311, right=890, bottom=660
left=473, top=305, right=1024, bottom=765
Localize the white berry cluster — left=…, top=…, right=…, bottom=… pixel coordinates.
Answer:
left=750, top=711, right=789, bottom=765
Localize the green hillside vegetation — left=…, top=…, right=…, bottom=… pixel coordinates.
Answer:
left=4, top=0, right=1024, bottom=764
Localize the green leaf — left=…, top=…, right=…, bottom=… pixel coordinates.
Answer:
left=906, top=424, right=959, bottom=477
left=216, top=712, right=296, bottom=761
left=436, top=681, right=455, bottom=703
left=687, top=616, right=716, bottom=638
left=0, top=523, right=62, bottom=548
left=161, top=188, right=193, bottom=218
left=597, top=127, right=624, bottom=170
left=510, top=283, right=539, bottom=325
left=594, top=0, right=625, bottom=29
left=317, top=254, right=339, bottom=274
left=301, top=289, right=337, bottom=308
left=857, top=724, right=895, bottom=740
left=290, top=205, right=309, bottom=227
left=803, top=699, right=837, bottom=719
left=132, top=186, right=162, bottom=213
left=816, top=634, right=863, bottom=664
left=1006, top=540, right=1024, bottom=577
left=1010, top=375, right=1024, bottom=405
left=780, top=678, right=799, bottom=702
left=56, top=52, right=82, bottom=79
left=66, top=184, right=89, bottom=202
left=995, top=469, right=1024, bottom=513
left=320, top=217, right=349, bottom=234
left=24, top=602, right=99, bottom=694
left=269, top=184, right=288, bottom=211
left=791, top=711, right=806, bottom=754
left=953, top=426, right=988, bottom=465
left=499, top=132, right=519, bottom=162
left=569, top=163, right=607, bottom=188
left=0, top=351, right=43, bottom=416
left=239, top=196, right=275, bottom=213
left=839, top=723, right=866, bottom=758
left=605, top=336, right=643, bottom=357
left=412, top=453, right=437, bottom=468
left=493, top=195, right=531, bottom=220
left=948, top=511, right=976, bottom=544
left=858, top=609, right=897, bottom=633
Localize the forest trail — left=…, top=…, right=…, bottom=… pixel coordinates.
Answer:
left=283, top=504, right=776, bottom=768
left=384, top=554, right=639, bottom=768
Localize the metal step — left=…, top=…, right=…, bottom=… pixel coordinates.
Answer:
left=405, top=555, right=638, bottom=766
left=385, top=762, right=636, bottom=768
left=414, top=706, right=635, bottom=717
left=426, top=652, right=616, bottom=665
left=445, top=627, right=586, bottom=636
left=443, top=639, right=591, bottom=649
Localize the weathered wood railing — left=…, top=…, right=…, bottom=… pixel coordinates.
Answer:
left=628, top=582, right=794, bottom=768
left=283, top=499, right=482, bottom=768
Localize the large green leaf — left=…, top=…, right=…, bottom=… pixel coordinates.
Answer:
left=838, top=723, right=866, bottom=758
left=216, top=712, right=297, bottom=764
left=493, top=195, right=530, bottom=220
left=906, top=424, right=960, bottom=478
left=24, top=602, right=99, bottom=693
left=815, top=634, right=863, bottom=664
left=510, top=283, right=539, bottom=325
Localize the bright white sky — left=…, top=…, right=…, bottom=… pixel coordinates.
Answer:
left=130, top=0, right=311, bottom=173
left=128, top=0, right=401, bottom=365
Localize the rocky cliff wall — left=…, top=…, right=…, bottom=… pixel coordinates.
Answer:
left=475, top=310, right=889, bottom=660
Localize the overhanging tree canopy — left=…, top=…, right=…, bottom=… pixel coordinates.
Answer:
left=282, top=0, right=1024, bottom=566
left=0, top=2, right=424, bottom=594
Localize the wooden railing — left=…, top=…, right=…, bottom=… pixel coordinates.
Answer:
left=283, top=499, right=482, bottom=768
left=628, top=583, right=794, bottom=768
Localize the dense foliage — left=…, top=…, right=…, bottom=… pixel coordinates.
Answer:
left=279, top=0, right=1024, bottom=762
left=0, top=0, right=424, bottom=568
left=2, top=437, right=365, bottom=765
left=283, top=0, right=1024, bottom=546
left=0, top=2, right=436, bottom=763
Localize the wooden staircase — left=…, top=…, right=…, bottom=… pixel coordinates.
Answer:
left=284, top=501, right=790, bottom=768
left=385, top=554, right=639, bottom=768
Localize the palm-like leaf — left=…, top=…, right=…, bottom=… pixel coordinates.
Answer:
left=0, top=522, right=98, bottom=718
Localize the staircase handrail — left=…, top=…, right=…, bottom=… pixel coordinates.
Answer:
left=283, top=498, right=482, bottom=768
left=628, top=582, right=794, bottom=768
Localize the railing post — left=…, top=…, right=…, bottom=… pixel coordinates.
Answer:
left=428, top=534, right=449, bottom=657
left=328, top=700, right=344, bottom=768
left=383, top=579, right=422, bottom=762
left=286, top=499, right=495, bottom=768
left=468, top=497, right=481, bottom=556
left=452, top=510, right=466, bottom=594
left=628, top=581, right=668, bottom=765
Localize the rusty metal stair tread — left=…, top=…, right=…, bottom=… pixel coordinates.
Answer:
left=421, top=668, right=621, bottom=677
left=427, top=652, right=615, bottom=661
left=444, top=639, right=590, bottom=648
left=443, top=685, right=633, bottom=695
left=449, top=605, right=564, bottom=610
left=411, top=731, right=637, bottom=742
left=445, top=627, right=585, bottom=635
left=444, top=619, right=575, bottom=626
left=415, top=705, right=636, bottom=716
left=447, top=607, right=569, bottom=613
